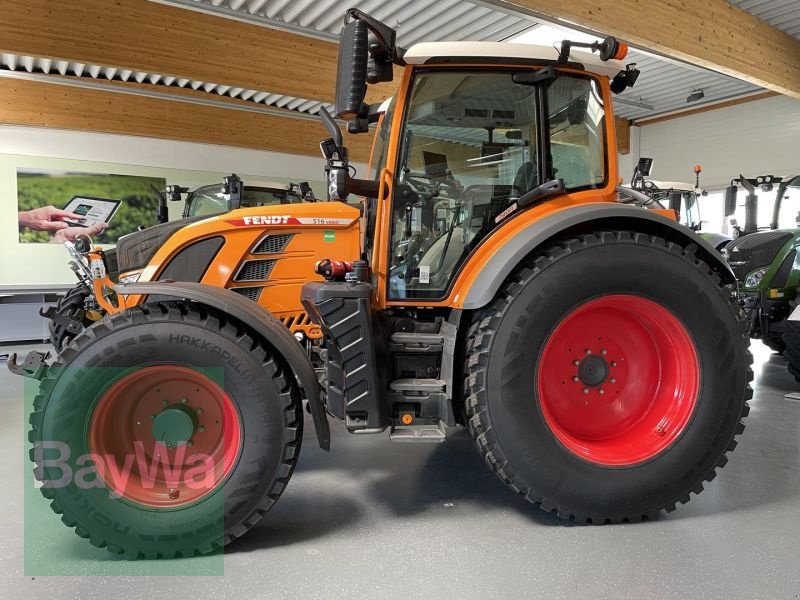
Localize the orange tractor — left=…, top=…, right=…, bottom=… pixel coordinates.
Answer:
left=20, top=10, right=751, bottom=558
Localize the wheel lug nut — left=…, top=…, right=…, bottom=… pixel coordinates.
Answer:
left=169, top=488, right=179, bottom=500
left=610, top=377, right=616, bottom=384
left=198, top=426, right=205, bottom=433
left=583, top=388, right=589, bottom=395
left=162, top=400, right=169, bottom=406
left=187, top=441, right=193, bottom=447
left=572, top=376, right=579, bottom=382
left=573, top=360, right=580, bottom=366
left=611, top=361, right=617, bottom=367
left=598, top=389, right=605, bottom=395
left=196, top=408, right=203, bottom=415
left=585, top=349, right=592, bottom=355
left=165, top=441, right=172, bottom=447
left=181, top=397, right=188, bottom=404
left=601, top=349, right=607, bottom=355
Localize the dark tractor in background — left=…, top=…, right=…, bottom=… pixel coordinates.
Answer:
left=722, top=174, right=800, bottom=354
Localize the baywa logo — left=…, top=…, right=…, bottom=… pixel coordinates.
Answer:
left=33, top=441, right=218, bottom=499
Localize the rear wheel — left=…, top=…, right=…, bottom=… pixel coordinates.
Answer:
left=30, top=301, right=302, bottom=557
left=464, top=231, right=752, bottom=522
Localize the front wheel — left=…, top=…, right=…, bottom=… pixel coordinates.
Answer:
left=48, top=285, right=95, bottom=350
left=465, top=231, right=752, bottom=522
left=30, top=301, right=302, bottom=558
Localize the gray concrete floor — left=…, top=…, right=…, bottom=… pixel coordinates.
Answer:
left=0, top=340, right=798, bottom=599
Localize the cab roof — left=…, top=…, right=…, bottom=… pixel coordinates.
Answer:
left=645, top=180, right=696, bottom=193
left=403, top=41, right=627, bottom=79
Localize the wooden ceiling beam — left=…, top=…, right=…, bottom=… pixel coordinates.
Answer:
left=0, top=0, right=394, bottom=104
left=484, top=0, right=800, bottom=99
left=0, top=77, right=374, bottom=162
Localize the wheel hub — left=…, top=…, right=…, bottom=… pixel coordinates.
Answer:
left=537, top=295, right=700, bottom=466
left=88, top=365, right=242, bottom=507
left=577, top=354, right=609, bottom=387
left=152, top=404, right=197, bottom=448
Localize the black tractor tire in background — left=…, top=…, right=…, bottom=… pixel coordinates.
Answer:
left=30, top=301, right=302, bottom=558
left=464, top=231, right=753, bottom=523
left=48, top=285, right=94, bottom=350
left=782, top=321, right=800, bottom=383
left=762, top=335, right=786, bottom=355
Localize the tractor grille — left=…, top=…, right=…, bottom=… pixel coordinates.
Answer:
left=253, top=233, right=294, bottom=254
left=231, top=286, right=262, bottom=302
left=234, top=259, right=276, bottom=282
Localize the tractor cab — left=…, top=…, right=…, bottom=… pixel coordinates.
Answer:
left=181, top=177, right=315, bottom=218
left=629, top=158, right=705, bottom=231
left=317, top=9, right=639, bottom=303
left=724, top=174, right=796, bottom=238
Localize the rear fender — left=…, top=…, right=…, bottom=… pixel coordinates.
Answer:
left=115, top=281, right=330, bottom=450
left=462, top=203, right=735, bottom=310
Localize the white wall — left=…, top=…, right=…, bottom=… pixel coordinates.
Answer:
left=0, top=125, right=338, bottom=181
left=1, top=125, right=365, bottom=287
left=633, top=95, right=800, bottom=189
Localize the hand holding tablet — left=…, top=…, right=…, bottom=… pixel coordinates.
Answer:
left=61, top=196, right=120, bottom=228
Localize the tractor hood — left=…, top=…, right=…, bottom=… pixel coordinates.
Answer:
left=724, top=230, right=793, bottom=280
left=116, top=214, right=215, bottom=275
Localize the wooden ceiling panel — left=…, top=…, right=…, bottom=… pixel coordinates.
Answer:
left=0, top=77, right=374, bottom=162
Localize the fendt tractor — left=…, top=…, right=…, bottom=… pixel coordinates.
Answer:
left=15, top=10, right=751, bottom=558
left=43, top=175, right=316, bottom=349
left=723, top=174, right=800, bottom=353
left=627, top=158, right=732, bottom=251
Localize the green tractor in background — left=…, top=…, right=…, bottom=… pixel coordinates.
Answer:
left=722, top=174, right=800, bottom=354
left=628, top=158, right=732, bottom=251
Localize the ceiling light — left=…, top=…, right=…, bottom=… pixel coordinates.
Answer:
left=687, top=89, right=705, bottom=103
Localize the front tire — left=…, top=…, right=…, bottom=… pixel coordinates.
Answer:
left=48, top=285, right=94, bottom=350
left=30, top=301, right=302, bottom=558
left=782, top=321, right=800, bottom=383
left=464, top=231, right=752, bottom=522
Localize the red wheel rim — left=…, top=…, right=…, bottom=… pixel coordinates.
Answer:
left=537, top=295, right=699, bottom=466
left=88, top=365, right=241, bottom=507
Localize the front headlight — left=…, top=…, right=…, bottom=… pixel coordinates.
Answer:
left=744, top=267, right=768, bottom=289
left=118, top=271, right=141, bottom=284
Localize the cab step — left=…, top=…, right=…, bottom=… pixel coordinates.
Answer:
left=390, top=332, right=444, bottom=353
left=389, top=421, right=446, bottom=443
left=389, top=378, right=446, bottom=393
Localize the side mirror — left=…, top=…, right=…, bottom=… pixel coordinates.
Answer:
left=335, top=10, right=400, bottom=121
left=335, top=18, right=370, bottom=120
left=724, top=185, right=738, bottom=217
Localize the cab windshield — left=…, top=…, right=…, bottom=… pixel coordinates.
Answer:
left=388, top=69, right=607, bottom=300
left=184, top=185, right=301, bottom=217
left=775, top=181, right=800, bottom=230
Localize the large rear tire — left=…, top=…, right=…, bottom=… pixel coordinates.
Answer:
left=30, top=301, right=302, bottom=558
left=464, top=231, right=752, bottom=522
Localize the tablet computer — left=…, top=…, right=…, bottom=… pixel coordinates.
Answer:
left=62, top=196, right=121, bottom=228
